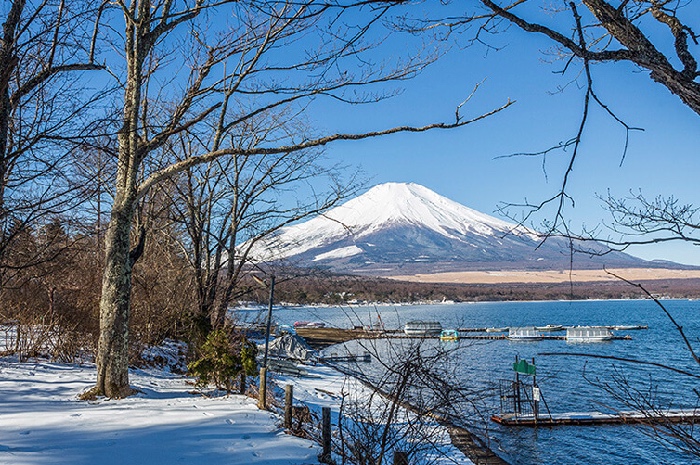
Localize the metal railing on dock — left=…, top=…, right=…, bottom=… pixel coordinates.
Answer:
left=491, top=409, right=700, bottom=426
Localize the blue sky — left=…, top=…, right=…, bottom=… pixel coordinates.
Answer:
left=303, top=7, right=700, bottom=266
left=14, top=1, right=692, bottom=266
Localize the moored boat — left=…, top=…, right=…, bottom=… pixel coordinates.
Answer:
left=610, top=324, right=648, bottom=331
left=485, top=327, right=509, bottom=333
left=566, top=326, right=613, bottom=342
left=403, top=320, right=442, bottom=336
left=293, top=321, right=326, bottom=328
left=439, top=329, right=459, bottom=341
left=536, top=324, right=564, bottom=332
left=508, top=326, right=543, bottom=340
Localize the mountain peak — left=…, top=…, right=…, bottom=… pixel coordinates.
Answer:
left=251, top=182, right=648, bottom=274
left=318, top=182, right=517, bottom=238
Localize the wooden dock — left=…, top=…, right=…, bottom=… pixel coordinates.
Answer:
left=294, top=327, right=633, bottom=349
left=294, top=327, right=384, bottom=348
left=491, top=409, right=700, bottom=426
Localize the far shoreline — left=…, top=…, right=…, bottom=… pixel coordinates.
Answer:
left=252, top=267, right=700, bottom=306
left=386, top=267, right=700, bottom=285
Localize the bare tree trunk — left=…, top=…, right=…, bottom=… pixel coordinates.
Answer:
left=0, top=0, right=24, bottom=260
left=93, top=0, right=145, bottom=398
left=95, top=196, right=138, bottom=398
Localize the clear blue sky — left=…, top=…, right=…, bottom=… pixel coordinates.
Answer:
left=303, top=6, right=700, bottom=266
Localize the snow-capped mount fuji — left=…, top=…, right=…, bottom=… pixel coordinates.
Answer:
left=252, top=182, right=649, bottom=275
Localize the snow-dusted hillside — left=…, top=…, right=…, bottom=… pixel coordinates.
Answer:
left=251, top=182, right=648, bottom=275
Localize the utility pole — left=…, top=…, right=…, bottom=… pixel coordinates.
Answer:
left=254, top=274, right=275, bottom=410
left=262, top=274, right=275, bottom=369
left=532, top=357, right=539, bottom=425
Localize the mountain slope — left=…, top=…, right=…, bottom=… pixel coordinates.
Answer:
left=252, top=182, right=652, bottom=275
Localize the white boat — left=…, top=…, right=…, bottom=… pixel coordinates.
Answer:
left=293, top=321, right=326, bottom=328
left=403, top=320, right=442, bottom=336
left=610, top=325, right=648, bottom=331
left=508, top=326, right=543, bottom=340
left=486, top=327, right=509, bottom=333
left=536, top=324, right=564, bottom=332
left=566, top=326, right=613, bottom=342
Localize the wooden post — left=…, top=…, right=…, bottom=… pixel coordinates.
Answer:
left=258, top=367, right=267, bottom=410
left=239, top=372, right=246, bottom=395
left=532, top=357, right=539, bottom=425
left=284, top=384, right=293, bottom=429
left=393, top=450, right=409, bottom=465
left=319, top=406, right=331, bottom=463
left=514, top=355, right=521, bottom=415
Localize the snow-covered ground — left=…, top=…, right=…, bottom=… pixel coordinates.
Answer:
left=0, top=359, right=319, bottom=465
left=0, top=357, right=473, bottom=465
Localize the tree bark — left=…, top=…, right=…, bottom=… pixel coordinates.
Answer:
left=0, top=0, right=24, bottom=256
left=95, top=191, right=138, bottom=398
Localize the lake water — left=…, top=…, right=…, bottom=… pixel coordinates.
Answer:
left=239, top=299, right=700, bottom=464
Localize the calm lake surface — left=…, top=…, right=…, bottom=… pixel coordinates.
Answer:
left=239, top=299, right=700, bottom=464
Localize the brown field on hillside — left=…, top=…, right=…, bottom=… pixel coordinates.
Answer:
left=388, top=268, right=700, bottom=284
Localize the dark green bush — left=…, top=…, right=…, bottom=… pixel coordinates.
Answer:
left=188, top=329, right=257, bottom=393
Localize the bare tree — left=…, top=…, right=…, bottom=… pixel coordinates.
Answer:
left=130, top=183, right=196, bottom=350
left=330, top=336, right=494, bottom=465
left=395, top=0, right=698, bottom=237
left=593, top=191, right=700, bottom=248
left=0, top=217, right=102, bottom=363
left=165, top=127, right=360, bottom=338
left=86, top=0, right=511, bottom=398
left=0, top=0, right=104, bottom=277
left=400, top=0, right=699, bottom=114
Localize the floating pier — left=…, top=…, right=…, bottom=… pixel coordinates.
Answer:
left=294, top=326, right=638, bottom=348
left=491, top=409, right=700, bottom=427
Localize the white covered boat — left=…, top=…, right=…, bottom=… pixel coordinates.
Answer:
left=566, top=326, right=613, bottom=342
left=508, top=326, right=543, bottom=340
left=536, top=324, right=564, bottom=332
left=403, top=320, right=442, bottom=336
left=485, top=327, right=509, bottom=333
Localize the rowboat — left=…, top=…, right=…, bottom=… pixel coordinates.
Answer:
left=536, top=324, right=564, bottom=332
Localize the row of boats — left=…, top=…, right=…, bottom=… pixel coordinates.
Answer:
left=508, top=326, right=614, bottom=342
left=403, top=320, right=647, bottom=342
left=484, top=324, right=647, bottom=333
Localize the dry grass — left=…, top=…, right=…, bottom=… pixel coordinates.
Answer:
left=387, top=268, right=700, bottom=285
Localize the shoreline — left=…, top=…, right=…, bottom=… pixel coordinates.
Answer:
left=284, top=328, right=509, bottom=464
left=325, top=362, right=509, bottom=465
left=272, top=362, right=477, bottom=465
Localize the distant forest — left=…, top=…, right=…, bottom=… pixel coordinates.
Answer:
left=266, top=272, right=700, bottom=306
